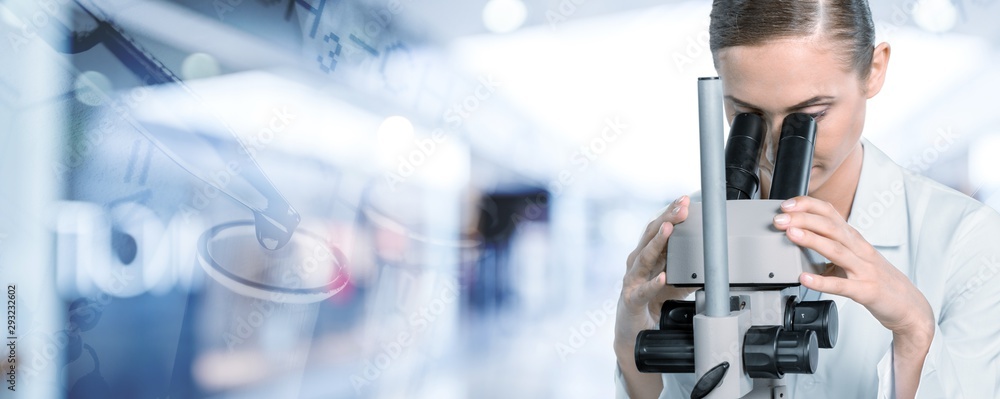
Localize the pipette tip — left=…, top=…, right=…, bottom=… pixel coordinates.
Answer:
left=253, top=209, right=301, bottom=250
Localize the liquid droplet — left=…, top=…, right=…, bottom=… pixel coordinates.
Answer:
left=261, top=238, right=279, bottom=250
left=253, top=210, right=299, bottom=250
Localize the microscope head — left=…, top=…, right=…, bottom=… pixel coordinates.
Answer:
left=665, top=200, right=826, bottom=287
left=664, top=112, right=822, bottom=286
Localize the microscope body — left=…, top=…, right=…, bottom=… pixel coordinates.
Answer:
left=635, top=200, right=838, bottom=398
left=633, top=78, right=838, bottom=398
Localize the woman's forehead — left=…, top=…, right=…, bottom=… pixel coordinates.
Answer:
left=715, top=37, right=857, bottom=109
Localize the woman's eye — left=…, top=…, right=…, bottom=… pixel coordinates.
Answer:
left=808, top=110, right=828, bottom=120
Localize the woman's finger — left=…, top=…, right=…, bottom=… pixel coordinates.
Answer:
left=626, top=271, right=666, bottom=309
left=637, top=196, right=689, bottom=247
left=779, top=196, right=841, bottom=219
left=777, top=196, right=867, bottom=251
left=784, top=226, right=864, bottom=272
left=773, top=210, right=852, bottom=244
left=627, top=222, right=673, bottom=281
left=799, top=272, right=862, bottom=299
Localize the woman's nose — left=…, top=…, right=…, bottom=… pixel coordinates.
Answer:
left=759, top=119, right=783, bottom=170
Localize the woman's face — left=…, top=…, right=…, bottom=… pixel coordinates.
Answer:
left=716, top=36, right=889, bottom=198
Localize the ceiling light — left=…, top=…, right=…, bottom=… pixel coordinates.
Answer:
left=482, top=0, right=527, bottom=34
left=913, top=0, right=958, bottom=33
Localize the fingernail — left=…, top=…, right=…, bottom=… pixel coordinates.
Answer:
left=671, top=206, right=681, bottom=215
left=773, top=214, right=790, bottom=225
left=787, top=227, right=804, bottom=239
left=674, top=196, right=685, bottom=205
left=801, top=273, right=814, bottom=284
left=781, top=199, right=796, bottom=210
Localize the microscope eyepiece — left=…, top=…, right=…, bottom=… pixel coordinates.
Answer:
left=768, top=113, right=818, bottom=200
left=725, top=113, right=767, bottom=200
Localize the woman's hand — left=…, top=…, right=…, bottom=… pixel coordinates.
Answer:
left=615, top=195, right=697, bottom=399
left=772, top=195, right=934, bottom=398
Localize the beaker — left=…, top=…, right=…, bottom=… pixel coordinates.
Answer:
left=198, top=221, right=350, bottom=304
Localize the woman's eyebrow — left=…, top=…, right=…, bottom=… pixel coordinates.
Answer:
left=725, top=95, right=835, bottom=112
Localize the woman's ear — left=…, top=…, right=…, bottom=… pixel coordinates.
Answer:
left=866, top=42, right=891, bottom=99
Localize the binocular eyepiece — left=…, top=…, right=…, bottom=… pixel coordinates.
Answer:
left=725, top=113, right=818, bottom=200
left=725, top=113, right=766, bottom=200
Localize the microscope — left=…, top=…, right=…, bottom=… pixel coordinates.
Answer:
left=633, top=77, right=839, bottom=398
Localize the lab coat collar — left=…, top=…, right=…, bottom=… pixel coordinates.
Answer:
left=845, top=138, right=909, bottom=247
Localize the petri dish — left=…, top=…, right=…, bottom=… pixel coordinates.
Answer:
left=198, top=221, right=350, bottom=304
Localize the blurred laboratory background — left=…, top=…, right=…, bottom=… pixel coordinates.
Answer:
left=0, top=0, right=998, bottom=397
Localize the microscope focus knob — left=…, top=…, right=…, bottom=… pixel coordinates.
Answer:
left=659, top=300, right=696, bottom=331
left=634, top=329, right=696, bottom=373
left=743, top=326, right=818, bottom=379
left=786, top=299, right=839, bottom=349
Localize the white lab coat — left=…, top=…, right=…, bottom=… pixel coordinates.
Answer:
left=616, top=139, right=1000, bottom=398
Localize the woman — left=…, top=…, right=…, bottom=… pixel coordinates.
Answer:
left=614, top=1, right=1000, bottom=398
